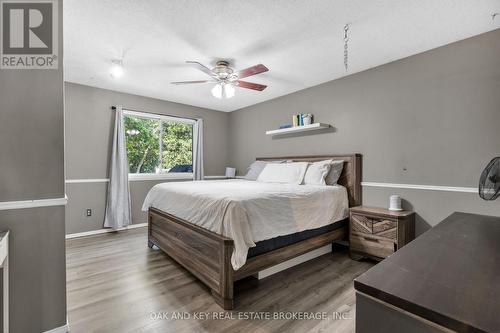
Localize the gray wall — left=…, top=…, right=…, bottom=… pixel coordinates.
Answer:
left=65, top=29, right=500, bottom=236
left=65, top=83, right=230, bottom=234
left=229, top=29, right=500, bottom=233
left=0, top=0, right=66, bottom=332
left=66, top=179, right=191, bottom=234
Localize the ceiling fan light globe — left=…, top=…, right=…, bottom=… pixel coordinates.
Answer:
left=224, top=84, right=235, bottom=98
left=211, top=83, right=223, bottom=99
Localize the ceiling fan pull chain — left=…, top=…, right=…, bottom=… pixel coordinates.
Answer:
left=343, top=24, right=350, bottom=71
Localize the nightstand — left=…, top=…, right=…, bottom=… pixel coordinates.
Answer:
left=349, top=206, right=415, bottom=261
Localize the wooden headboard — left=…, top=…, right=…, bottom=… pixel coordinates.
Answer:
left=256, top=154, right=362, bottom=207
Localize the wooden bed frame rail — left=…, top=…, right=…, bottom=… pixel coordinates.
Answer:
left=148, top=154, right=361, bottom=309
left=148, top=208, right=235, bottom=308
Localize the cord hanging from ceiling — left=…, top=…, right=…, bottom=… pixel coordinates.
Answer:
left=343, top=24, right=350, bottom=71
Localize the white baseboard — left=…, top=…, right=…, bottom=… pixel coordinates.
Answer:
left=43, top=322, right=69, bottom=333
left=66, top=223, right=148, bottom=239
left=256, top=244, right=332, bottom=279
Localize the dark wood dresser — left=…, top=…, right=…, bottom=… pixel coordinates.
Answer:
left=354, top=212, right=500, bottom=333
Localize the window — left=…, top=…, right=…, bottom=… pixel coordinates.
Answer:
left=123, top=110, right=195, bottom=179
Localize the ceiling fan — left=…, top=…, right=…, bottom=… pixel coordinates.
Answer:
left=171, top=61, right=269, bottom=99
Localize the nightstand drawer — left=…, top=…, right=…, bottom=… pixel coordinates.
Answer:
left=350, top=234, right=394, bottom=258
left=351, top=214, right=397, bottom=240
left=372, top=218, right=397, bottom=239
left=351, top=214, right=373, bottom=234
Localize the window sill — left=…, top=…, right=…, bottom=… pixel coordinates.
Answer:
left=128, top=173, right=194, bottom=181
left=203, top=175, right=227, bottom=180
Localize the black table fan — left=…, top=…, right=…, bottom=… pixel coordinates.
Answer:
left=479, top=157, right=500, bottom=200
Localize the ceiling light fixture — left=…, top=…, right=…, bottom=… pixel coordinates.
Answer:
left=110, top=59, right=124, bottom=79
left=172, top=60, right=268, bottom=98
left=211, top=82, right=235, bottom=99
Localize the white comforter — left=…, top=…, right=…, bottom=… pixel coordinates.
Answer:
left=142, top=179, right=349, bottom=270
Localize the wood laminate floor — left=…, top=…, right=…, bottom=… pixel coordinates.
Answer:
left=66, top=228, right=373, bottom=333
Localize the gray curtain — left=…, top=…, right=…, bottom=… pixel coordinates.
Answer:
left=193, top=118, right=204, bottom=180
left=104, top=106, right=132, bottom=229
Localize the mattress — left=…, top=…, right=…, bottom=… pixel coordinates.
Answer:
left=142, top=179, right=349, bottom=270
left=248, top=219, right=348, bottom=258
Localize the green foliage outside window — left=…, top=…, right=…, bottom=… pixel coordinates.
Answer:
left=162, top=122, right=193, bottom=170
left=124, top=115, right=193, bottom=174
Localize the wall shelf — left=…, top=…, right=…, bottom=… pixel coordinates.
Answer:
left=265, top=123, right=331, bottom=136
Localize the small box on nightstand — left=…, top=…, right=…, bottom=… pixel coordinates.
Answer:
left=349, top=206, right=415, bottom=261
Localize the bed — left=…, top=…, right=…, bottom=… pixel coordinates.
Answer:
left=144, top=154, right=362, bottom=309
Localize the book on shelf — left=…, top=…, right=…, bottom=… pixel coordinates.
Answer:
left=292, top=113, right=314, bottom=127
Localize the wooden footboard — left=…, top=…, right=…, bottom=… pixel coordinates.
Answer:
left=148, top=207, right=235, bottom=309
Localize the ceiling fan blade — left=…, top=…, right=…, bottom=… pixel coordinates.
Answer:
left=186, top=61, right=217, bottom=78
left=171, top=80, right=214, bottom=85
left=237, top=80, right=267, bottom=91
left=237, top=64, right=269, bottom=79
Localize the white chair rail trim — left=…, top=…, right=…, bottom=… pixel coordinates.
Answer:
left=0, top=195, right=68, bottom=211
left=362, top=182, right=477, bottom=193
left=66, top=175, right=227, bottom=183
left=63, top=179, right=478, bottom=193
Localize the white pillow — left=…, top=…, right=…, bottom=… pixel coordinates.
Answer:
left=244, top=160, right=285, bottom=180
left=257, top=162, right=309, bottom=184
left=303, top=160, right=333, bottom=185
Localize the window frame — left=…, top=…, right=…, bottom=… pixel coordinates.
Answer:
left=123, top=109, right=196, bottom=181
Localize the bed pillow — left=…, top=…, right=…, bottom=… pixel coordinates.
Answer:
left=325, top=160, right=345, bottom=185
left=257, top=162, right=309, bottom=184
left=302, top=159, right=333, bottom=185
left=244, top=160, right=284, bottom=180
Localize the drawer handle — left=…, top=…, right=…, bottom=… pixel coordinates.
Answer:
left=363, top=236, right=379, bottom=243
left=175, top=232, right=183, bottom=239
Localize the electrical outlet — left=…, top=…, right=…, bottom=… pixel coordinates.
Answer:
left=86, top=209, right=92, bottom=217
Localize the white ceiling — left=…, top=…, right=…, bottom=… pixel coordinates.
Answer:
left=64, top=0, right=500, bottom=112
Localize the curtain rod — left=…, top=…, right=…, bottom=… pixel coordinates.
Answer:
left=111, top=106, right=199, bottom=121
